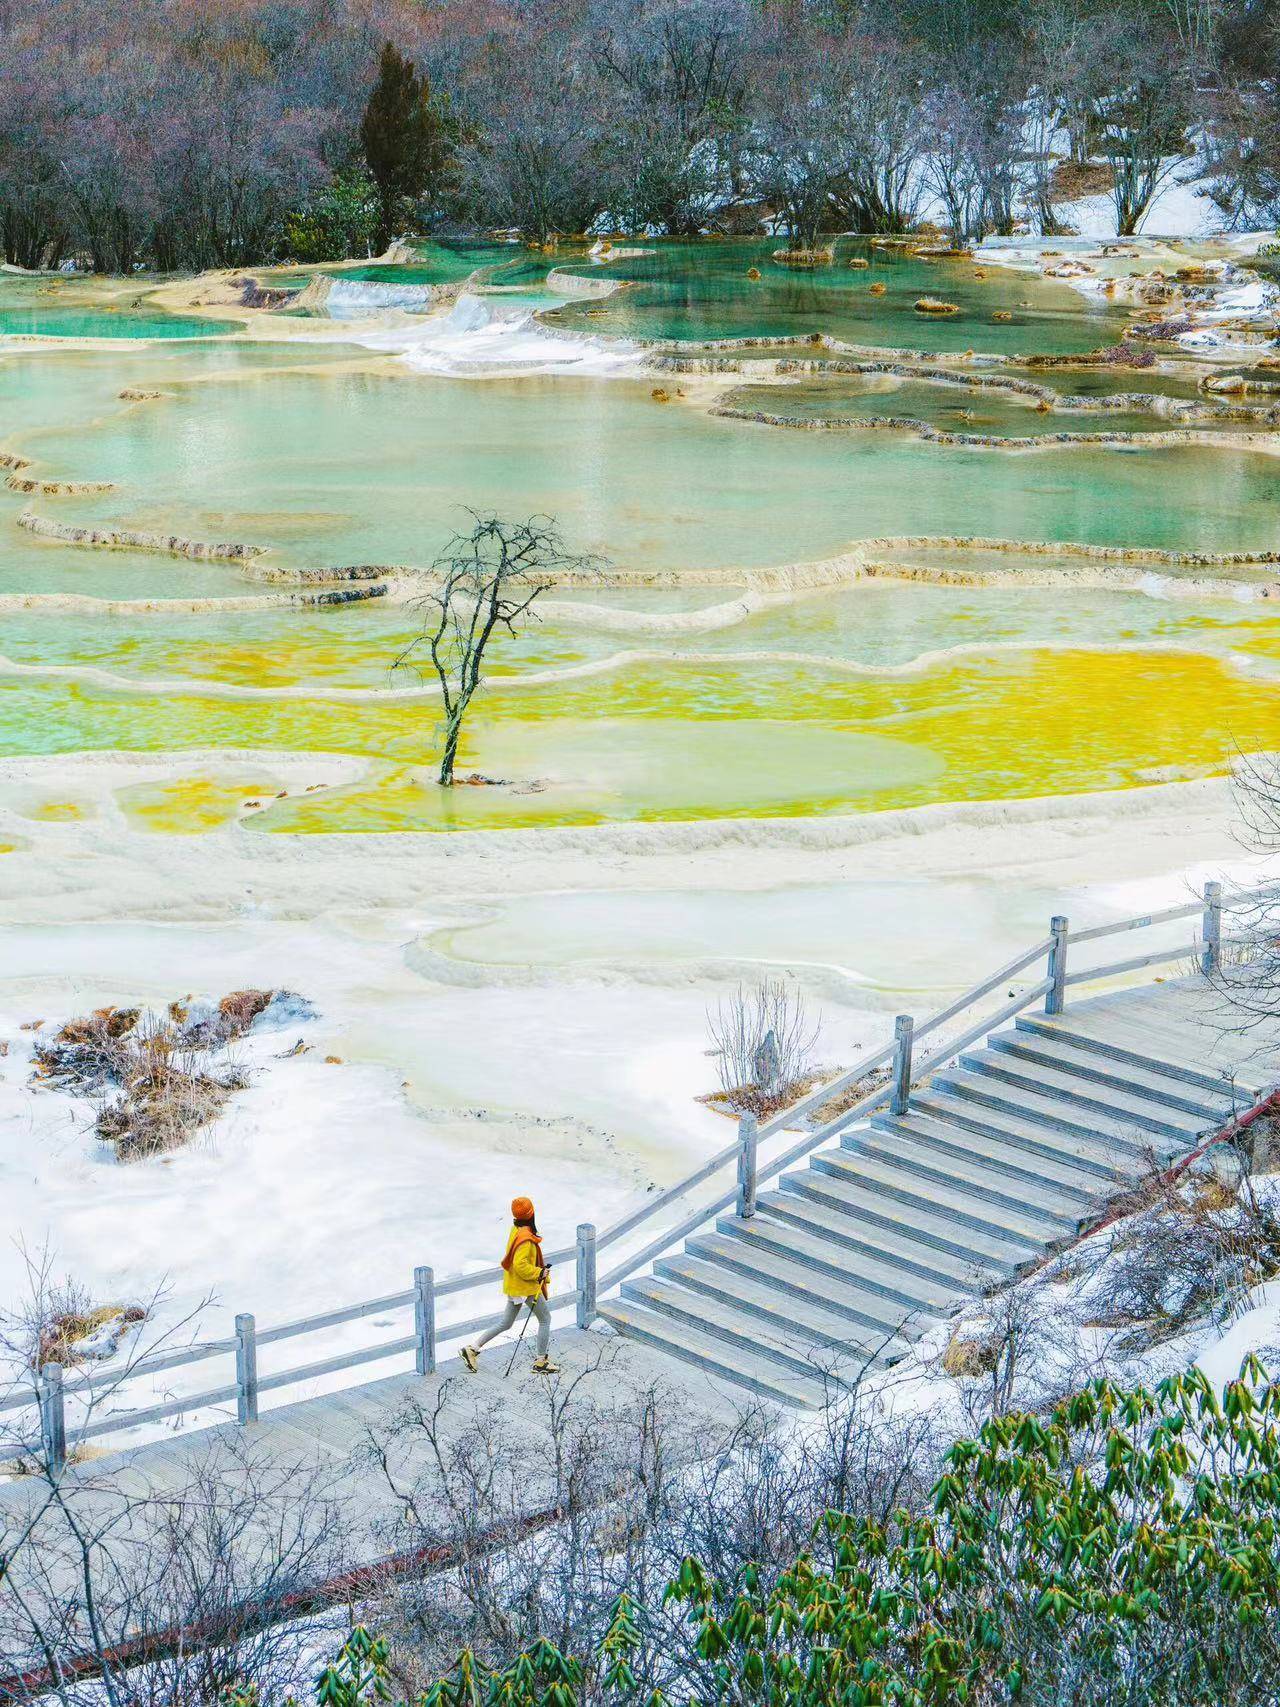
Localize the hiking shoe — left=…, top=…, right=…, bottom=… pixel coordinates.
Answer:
left=460, top=1345, right=479, bottom=1373
left=532, top=1355, right=561, bottom=1375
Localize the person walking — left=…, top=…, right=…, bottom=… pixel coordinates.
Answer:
left=460, top=1196, right=559, bottom=1375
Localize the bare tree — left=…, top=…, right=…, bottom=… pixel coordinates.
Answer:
left=706, top=978, right=820, bottom=1112
left=833, top=33, right=928, bottom=234
left=924, top=82, right=989, bottom=244
left=0, top=1254, right=351, bottom=1704
left=455, top=31, right=612, bottom=243
left=393, top=514, right=601, bottom=787
left=592, top=0, right=748, bottom=234
left=1091, top=20, right=1193, bottom=234
left=745, top=17, right=854, bottom=252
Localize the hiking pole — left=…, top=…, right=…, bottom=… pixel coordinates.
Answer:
left=503, top=1299, right=535, bottom=1378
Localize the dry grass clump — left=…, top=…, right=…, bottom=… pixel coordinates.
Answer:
left=37, top=1301, right=147, bottom=1370
left=941, top=1328, right=998, bottom=1378
left=29, top=987, right=302, bottom=1160
left=1049, top=158, right=1114, bottom=201
left=94, top=1014, right=249, bottom=1159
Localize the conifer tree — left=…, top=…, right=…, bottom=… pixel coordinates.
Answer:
left=359, top=42, right=452, bottom=251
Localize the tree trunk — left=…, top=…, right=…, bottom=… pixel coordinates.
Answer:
left=438, top=714, right=462, bottom=786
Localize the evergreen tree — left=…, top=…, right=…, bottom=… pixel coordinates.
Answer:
left=359, top=42, right=452, bottom=252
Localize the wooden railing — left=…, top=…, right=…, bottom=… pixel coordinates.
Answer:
left=4, top=876, right=1270, bottom=1471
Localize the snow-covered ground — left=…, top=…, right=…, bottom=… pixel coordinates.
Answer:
left=0, top=748, right=1267, bottom=1457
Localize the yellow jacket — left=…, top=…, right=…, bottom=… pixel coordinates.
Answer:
left=501, top=1225, right=549, bottom=1299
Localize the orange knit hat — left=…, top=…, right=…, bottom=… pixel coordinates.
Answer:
left=511, top=1195, right=535, bottom=1222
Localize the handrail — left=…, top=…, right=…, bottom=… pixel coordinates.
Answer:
left=7, top=874, right=1274, bottom=1461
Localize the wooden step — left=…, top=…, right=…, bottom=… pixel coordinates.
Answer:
left=654, top=1251, right=916, bottom=1363
left=773, top=1169, right=1037, bottom=1268
left=854, top=1123, right=1098, bottom=1216
left=1015, top=1011, right=1267, bottom=1099
left=598, top=1298, right=824, bottom=1408
left=930, top=1068, right=1186, bottom=1161
left=907, top=1092, right=1138, bottom=1181
left=957, top=1048, right=1214, bottom=1141
left=622, top=1275, right=894, bottom=1380
left=702, top=1217, right=957, bottom=1324
left=987, top=1029, right=1239, bottom=1122
left=867, top=1111, right=1111, bottom=1203
left=810, top=1146, right=1076, bottom=1244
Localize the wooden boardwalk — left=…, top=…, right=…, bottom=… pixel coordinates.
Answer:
left=2, top=967, right=1277, bottom=1684
left=601, top=973, right=1280, bottom=1404
left=0, top=1329, right=754, bottom=1690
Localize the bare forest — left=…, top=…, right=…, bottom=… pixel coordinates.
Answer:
left=3, top=0, right=1280, bottom=272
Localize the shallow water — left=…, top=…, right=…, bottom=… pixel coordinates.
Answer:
left=3, top=643, right=1277, bottom=833
left=721, top=375, right=1225, bottom=438
left=1, top=249, right=1278, bottom=834
left=0, top=582, right=1268, bottom=688
left=0, top=274, right=240, bottom=339
left=545, top=237, right=1128, bottom=354
left=12, top=366, right=1280, bottom=576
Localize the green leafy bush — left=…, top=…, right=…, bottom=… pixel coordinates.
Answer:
left=263, top=1361, right=1280, bottom=1706
left=283, top=169, right=380, bottom=264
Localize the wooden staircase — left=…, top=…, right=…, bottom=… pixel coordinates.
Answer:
left=600, top=981, right=1270, bottom=1407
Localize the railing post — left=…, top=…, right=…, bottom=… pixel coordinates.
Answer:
left=234, top=1312, right=258, bottom=1424
left=736, top=1112, right=759, bottom=1218
left=890, top=1015, right=914, bottom=1116
left=1045, top=916, right=1069, bottom=1015
left=414, top=1266, right=436, bottom=1375
left=576, top=1223, right=597, bottom=1328
left=1201, top=880, right=1223, bottom=975
left=40, top=1361, right=66, bottom=1476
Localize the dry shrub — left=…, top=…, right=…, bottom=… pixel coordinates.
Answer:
left=170, top=987, right=275, bottom=1045
left=1090, top=1169, right=1280, bottom=1347
left=28, top=990, right=294, bottom=1160
left=32, top=1006, right=140, bottom=1091
left=706, top=980, right=821, bottom=1117
left=95, top=1014, right=249, bottom=1160
left=37, top=1301, right=147, bottom=1370
left=1049, top=158, right=1114, bottom=200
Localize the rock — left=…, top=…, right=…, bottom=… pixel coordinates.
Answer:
left=992, top=310, right=1012, bottom=321
left=914, top=298, right=960, bottom=315
left=868, top=282, right=886, bottom=295
left=324, top=1055, right=343, bottom=1065
left=847, top=257, right=869, bottom=269
left=746, top=266, right=761, bottom=281
left=1202, top=373, right=1249, bottom=396
left=771, top=247, right=834, bottom=268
